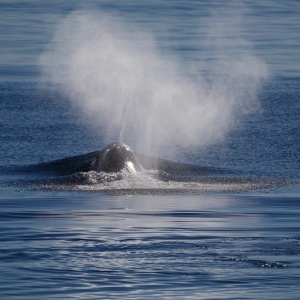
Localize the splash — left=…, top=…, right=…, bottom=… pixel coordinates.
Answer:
left=39, top=8, right=268, bottom=157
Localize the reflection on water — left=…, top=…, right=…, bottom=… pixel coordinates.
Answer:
left=1, top=188, right=299, bottom=299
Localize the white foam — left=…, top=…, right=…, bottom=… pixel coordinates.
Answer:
left=28, top=168, right=293, bottom=194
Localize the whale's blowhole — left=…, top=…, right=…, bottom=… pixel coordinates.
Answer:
left=97, top=143, right=142, bottom=173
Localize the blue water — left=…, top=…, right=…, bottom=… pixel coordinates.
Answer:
left=1, top=1, right=300, bottom=299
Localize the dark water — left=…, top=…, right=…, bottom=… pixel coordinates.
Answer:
left=0, top=0, right=300, bottom=299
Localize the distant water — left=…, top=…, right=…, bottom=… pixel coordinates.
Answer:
left=0, top=1, right=299, bottom=299
left=1, top=0, right=300, bottom=81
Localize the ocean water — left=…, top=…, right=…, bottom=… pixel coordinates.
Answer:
left=0, top=0, right=300, bottom=299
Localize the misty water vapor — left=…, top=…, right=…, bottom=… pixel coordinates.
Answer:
left=40, top=9, right=268, bottom=157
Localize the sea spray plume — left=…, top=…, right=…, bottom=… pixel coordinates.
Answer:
left=39, top=9, right=268, bottom=157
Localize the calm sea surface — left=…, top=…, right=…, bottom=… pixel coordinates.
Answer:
left=0, top=1, right=299, bottom=299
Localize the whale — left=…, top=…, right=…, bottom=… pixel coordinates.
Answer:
left=33, top=143, right=142, bottom=175
left=30, top=142, right=224, bottom=177
left=14, top=143, right=291, bottom=194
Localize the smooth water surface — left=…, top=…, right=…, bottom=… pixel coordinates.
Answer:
left=1, top=189, right=300, bottom=299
